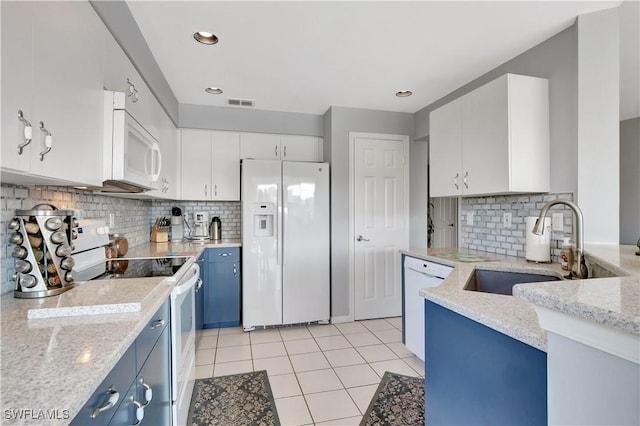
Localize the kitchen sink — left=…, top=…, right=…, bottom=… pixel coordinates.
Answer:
left=464, top=269, right=562, bottom=295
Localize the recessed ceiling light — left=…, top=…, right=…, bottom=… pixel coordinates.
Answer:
left=193, top=31, right=219, bottom=45
left=205, top=87, right=223, bottom=95
left=395, top=90, right=413, bottom=97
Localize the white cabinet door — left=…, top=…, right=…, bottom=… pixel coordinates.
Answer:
left=280, top=135, right=321, bottom=162
left=29, top=1, right=104, bottom=186
left=462, top=76, right=509, bottom=195
left=104, top=32, right=159, bottom=140
left=240, top=133, right=281, bottom=160
left=429, top=73, right=549, bottom=198
left=0, top=1, right=33, bottom=175
left=211, top=131, right=240, bottom=201
left=180, top=129, right=212, bottom=200
left=148, top=105, right=177, bottom=199
left=429, top=98, right=463, bottom=197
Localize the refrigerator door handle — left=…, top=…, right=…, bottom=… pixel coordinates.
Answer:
left=277, top=183, right=282, bottom=266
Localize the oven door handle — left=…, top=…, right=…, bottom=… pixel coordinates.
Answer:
left=175, top=265, right=199, bottom=296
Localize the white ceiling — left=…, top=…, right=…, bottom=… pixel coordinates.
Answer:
left=127, top=1, right=635, bottom=117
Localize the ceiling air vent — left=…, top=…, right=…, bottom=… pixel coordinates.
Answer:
left=227, top=98, right=254, bottom=107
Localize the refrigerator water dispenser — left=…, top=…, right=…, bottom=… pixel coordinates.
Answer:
left=253, top=203, right=274, bottom=237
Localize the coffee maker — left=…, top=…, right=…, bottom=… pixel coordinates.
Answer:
left=193, top=212, right=210, bottom=241
left=170, top=207, right=184, bottom=242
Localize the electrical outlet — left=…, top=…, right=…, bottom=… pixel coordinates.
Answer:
left=503, top=212, right=512, bottom=228
left=466, top=211, right=474, bottom=226
left=552, top=213, right=564, bottom=231
left=109, top=213, right=115, bottom=228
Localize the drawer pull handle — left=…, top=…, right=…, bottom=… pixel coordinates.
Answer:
left=17, top=110, right=32, bottom=155
left=140, top=378, right=153, bottom=408
left=454, top=173, right=459, bottom=190
left=39, top=121, right=52, bottom=161
left=90, top=386, right=119, bottom=419
left=218, top=253, right=232, bottom=257
left=150, top=319, right=165, bottom=330
left=131, top=396, right=145, bottom=425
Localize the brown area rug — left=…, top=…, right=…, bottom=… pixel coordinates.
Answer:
left=360, top=371, right=424, bottom=426
left=187, top=370, right=280, bottom=426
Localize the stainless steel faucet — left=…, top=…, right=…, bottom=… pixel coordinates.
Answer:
left=531, top=199, right=589, bottom=279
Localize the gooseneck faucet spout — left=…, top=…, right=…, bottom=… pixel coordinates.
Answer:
left=531, top=199, right=588, bottom=279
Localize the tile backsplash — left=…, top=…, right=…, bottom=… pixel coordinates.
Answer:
left=459, top=192, right=575, bottom=262
left=0, top=184, right=241, bottom=295
left=151, top=200, right=241, bottom=240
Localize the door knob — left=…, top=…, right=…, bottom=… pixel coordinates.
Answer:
left=356, top=235, right=370, bottom=242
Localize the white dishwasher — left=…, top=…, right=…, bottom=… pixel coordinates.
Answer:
left=403, top=256, right=453, bottom=360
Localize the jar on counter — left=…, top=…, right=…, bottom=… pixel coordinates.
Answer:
left=106, top=233, right=129, bottom=258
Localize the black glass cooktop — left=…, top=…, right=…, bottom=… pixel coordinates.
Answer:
left=94, top=257, right=189, bottom=280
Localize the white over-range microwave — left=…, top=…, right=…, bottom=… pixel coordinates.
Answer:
left=101, top=90, right=162, bottom=193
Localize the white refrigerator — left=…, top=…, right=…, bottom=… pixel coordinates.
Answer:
left=241, top=159, right=330, bottom=330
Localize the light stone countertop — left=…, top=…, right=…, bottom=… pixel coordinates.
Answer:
left=406, top=245, right=640, bottom=352
left=0, top=277, right=175, bottom=425
left=124, top=238, right=241, bottom=258
left=0, top=240, right=243, bottom=424
left=513, top=244, right=640, bottom=335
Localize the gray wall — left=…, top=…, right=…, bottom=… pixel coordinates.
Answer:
left=178, top=104, right=324, bottom=136
left=410, top=138, right=428, bottom=248
left=620, top=117, right=640, bottom=245
left=327, top=106, right=414, bottom=319
left=414, top=25, right=578, bottom=196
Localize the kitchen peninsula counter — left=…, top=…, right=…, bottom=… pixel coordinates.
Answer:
left=0, top=276, right=176, bottom=425
left=404, top=245, right=640, bottom=352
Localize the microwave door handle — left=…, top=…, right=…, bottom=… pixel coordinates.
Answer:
left=144, top=145, right=151, bottom=180
left=151, top=142, right=162, bottom=182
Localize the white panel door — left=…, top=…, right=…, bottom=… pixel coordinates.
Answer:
left=353, top=135, right=409, bottom=320
left=211, top=131, right=240, bottom=201
left=280, top=135, right=321, bottom=162
left=282, top=161, right=330, bottom=324
left=240, top=133, right=281, bottom=160
left=431, top=197, right=457, bottom=248
left=180, top=129, right=211, bottom=200
left=241, top=160, right=282, bottom=329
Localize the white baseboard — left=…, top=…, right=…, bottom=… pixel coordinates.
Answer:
left=330, top=314, right=354, bottom=324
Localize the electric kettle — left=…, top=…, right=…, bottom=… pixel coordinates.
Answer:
left=210, top=216, right=222, bottom=241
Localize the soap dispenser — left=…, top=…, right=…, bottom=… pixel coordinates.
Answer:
left=560, top=238, right=574, bottom=271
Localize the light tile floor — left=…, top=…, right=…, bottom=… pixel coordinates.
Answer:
left=194, top=317, right=424, bottom=426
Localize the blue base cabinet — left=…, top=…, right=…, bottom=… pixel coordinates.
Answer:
left=202, top=247, right=241, bottom=328
left=71, top=300, right=171, bottom=425
left=425, top=300, right=547, bottom=426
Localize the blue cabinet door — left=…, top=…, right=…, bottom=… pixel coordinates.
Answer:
left=137, top=325, right=171, bottom=426
left=425, top=300, right=547, bottom=426
left=195, top=253, right=206, bottom=330
left=203, top=248, right=241, bottom=328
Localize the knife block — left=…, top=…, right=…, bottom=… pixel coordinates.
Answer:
left=150, top=229, right=168, bottom=243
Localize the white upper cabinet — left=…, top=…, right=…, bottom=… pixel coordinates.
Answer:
left=240, top=133, right=322, bottom=162
left=429, top=73, right=550, bottom=197
left=280, top=135, right=323, bottom=162
left=180, top=129, right=240, bottom=201
left=1, top=1, right=33, bottom=176
left=1, top=1, right=105, bottom=186
left=104, top=32, right=159, bottom=141
left=211, top=131, right=240, bottom=201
